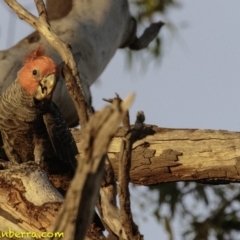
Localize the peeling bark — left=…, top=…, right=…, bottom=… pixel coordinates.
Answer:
left=0, top=162, right=63, bottom=233
left=72, top=125, right=240, bottom=185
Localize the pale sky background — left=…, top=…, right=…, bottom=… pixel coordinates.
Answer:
left=1, top=1, right=240, bottom=239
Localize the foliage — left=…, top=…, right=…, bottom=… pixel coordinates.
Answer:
left=131, top=0, right=177, bottom=21
left=132, top=182, right=240, bottom=239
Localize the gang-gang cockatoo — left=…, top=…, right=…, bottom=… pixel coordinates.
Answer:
left=0, top=47, right=78, bottom=179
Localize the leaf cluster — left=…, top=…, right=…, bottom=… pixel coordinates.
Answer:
left=133, top=182, right=240, bottom=239
left=131, top=0, right=177, bottom=21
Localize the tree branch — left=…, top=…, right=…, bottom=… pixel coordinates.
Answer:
left=114, top=96, right=142, bottom=240
left=72, top=126, right=240, bottom=185
left=35, top=0, right=49, bottom=24
left=129, top=21, right=164, bottom=50
left=98, top=156, right=120, bottom=239
left=48, top=94, right=134, bottom=240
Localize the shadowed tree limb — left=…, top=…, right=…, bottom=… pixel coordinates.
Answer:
left=71, top=126, right=240, bottom=185
left=119, top=18, right=164, bottom=50
left=111, top=95, right=143, bottom=240
left=98, top=156, right=120, bottom=240
left=48, top=94, right=135, bottom=240
left=129, top=21, right=164, bottom=50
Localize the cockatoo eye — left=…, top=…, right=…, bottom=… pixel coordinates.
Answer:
left=32, top=69, right=38, bottom=76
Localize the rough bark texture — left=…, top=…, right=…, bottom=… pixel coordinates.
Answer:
left=72, top=125, right=240, bottom=185
left=0, top=162, right=63, bottom=233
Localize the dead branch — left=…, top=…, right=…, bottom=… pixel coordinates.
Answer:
left=127, top=21, right=164, bottom=50
left=96, top=94, right=142, bottom=240
left=4, top=0, right=89, bottom=127
left=112, top=96, right=142, bottom=240
left=98, top=157, right=120, bottom=239
left=119, top=19, right=164, bottom=50
left=71, top=126, right=240, bottom=185
left=48, top=94, right=134, bottom=240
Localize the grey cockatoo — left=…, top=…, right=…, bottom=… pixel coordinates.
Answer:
left=0, top=47, right=78, bottom=177
left=0, top=0, right=164, bottom=127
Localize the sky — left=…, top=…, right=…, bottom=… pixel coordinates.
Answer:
left=92, top=0, right=240, bottom=132
left=1, top=1, right=240, bottom=239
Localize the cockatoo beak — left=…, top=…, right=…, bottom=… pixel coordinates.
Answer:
left=35, top=73, right=57, bottom=100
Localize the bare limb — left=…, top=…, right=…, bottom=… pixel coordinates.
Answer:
left=101, top=95, right=138, bottom=239
left=71, top=126, right=240, bottom=185
left=48, top=94, right=135, bottom=240
left=118, top=101, right=143, bottom=240
left=98, top=157, right=123, bottom=239
left=129, top=21, right=165, bottom=50
left=119, top=18, right=164, bottom=50
left=34, top=0, right=49, bottom=24
left=4, top=0, right=89, bottom=127
left=104, top=94, right=142, bottom=239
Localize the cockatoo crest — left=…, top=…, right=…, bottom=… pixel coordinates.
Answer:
left=24, top=46, right=45, bottom=63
